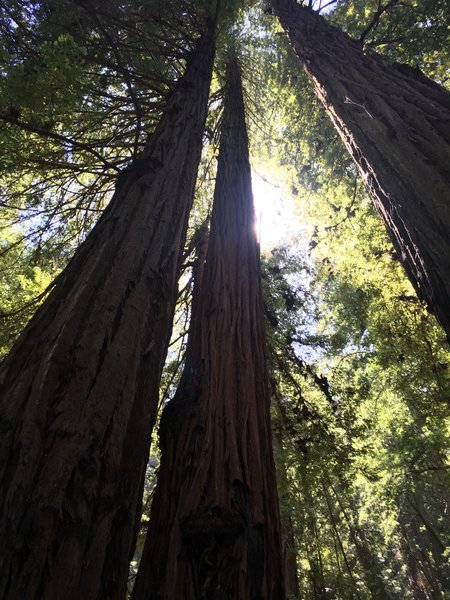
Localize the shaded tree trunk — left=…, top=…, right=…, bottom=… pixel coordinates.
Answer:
left=351, top=526, right=393, bottom=600
left=0, top=23, right=216, bottom=600
left=400, top=496, right=447, bottom=599
left=272, top=429, right=300, bottom=599
left=132, top=58, right=285, bottom=600
left=330, top=482, right=394, bottom=600
left=399, top=522, right=433, bottom=600
left=400, top=512, right=445, bottom=600
left=269, top=0, right=450, bottom=339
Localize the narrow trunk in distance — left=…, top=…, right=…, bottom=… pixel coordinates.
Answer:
left=270, top=0, right=450, bottom=339
left=0, top=23, right=216, bottom=600
left=272, top=428, right=300, bottom=599
left=132, top=58, right=285, bottom=600
left=330, top=481, right=394, bottom=599
left=399, top=521, right=434, bottom=600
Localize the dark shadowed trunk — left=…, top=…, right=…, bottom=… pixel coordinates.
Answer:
left=269, top=0, right=450, bottom=339
left=399, top=521, right=434, bottom=600
left=132, top=58, right=285, bottom=600
left=272, top=429, right=300, bottom=599
left=0, top=24, right=216, bottom=600
left=399, top=492, right=449, bottom=599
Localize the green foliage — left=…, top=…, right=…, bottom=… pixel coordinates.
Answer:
left=263, top=135, right=450, bottom=598
left=330, top=0, right=450, bottom=83
left=0, top=0, right=215, bottom=258
left=0, top=226, right=56, bottom=357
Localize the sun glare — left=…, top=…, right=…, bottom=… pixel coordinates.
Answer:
left=251, top=168, right=303, bottom=252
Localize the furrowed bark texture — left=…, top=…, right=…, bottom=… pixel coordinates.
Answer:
left=0, top=29, right=215, bottom=600
left=270, top=0, right=450, bottom=338
left=132, top=59, right=285, bottom=600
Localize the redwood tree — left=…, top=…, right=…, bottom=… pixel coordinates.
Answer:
left=0, top=18, right=216, bottom=600
left=269, top=0, right=450, bottom=339
left=132, top=58, right=285, bottom=600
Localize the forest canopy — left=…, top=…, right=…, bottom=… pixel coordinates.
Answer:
left=0, top=0, right=449, bottom=598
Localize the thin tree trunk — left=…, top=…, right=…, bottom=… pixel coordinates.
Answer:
left=399, top=522, right=433, bottom=600
left=272, top=428, right=300, bottom=599
left=322, top=485, right=362, bottom=600
left=302, top=485, right=327, bottom=600
left=401, top=500, right=446, bottom=599
left=0, top=23, right=216, bottom=600
left=330, top=482, right=394, bottom=600
left=269, top=0, right=450, bottom=339
left=132, top=57, right=285, bottom=600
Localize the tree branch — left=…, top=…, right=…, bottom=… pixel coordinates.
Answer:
left=359, top=0, right=399, bottom=44
left=0, top=114, right=121, bottom=171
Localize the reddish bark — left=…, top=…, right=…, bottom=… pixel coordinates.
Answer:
left=270, top=0, right=450, bottom=339
left=0, top=26, right=215, bottom=600
left=132, top=59, right=285, bottom=600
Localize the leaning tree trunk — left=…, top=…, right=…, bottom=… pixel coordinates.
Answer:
left=132, top=58, right=285, bottom=600
left=0, top=25, right=216, bottom=600
left=269, top=0, right=450, bottom=339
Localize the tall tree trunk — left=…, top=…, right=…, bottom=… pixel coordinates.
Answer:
left=269, top=0, right=450, bottom=339
left=132, top=57, right=285, bottom=600
left=0, top=23, right=216, bottom=600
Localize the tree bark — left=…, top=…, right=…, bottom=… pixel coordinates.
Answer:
left=0, top=24, right=216, bottom=600
left=132, top=58, right=285, bottom=600
left=269, top=0, right=450, bottom=339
